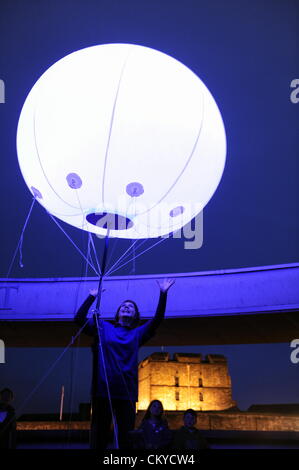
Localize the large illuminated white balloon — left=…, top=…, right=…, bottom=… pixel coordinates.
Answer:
left=17, top=44, right=226, bottom=239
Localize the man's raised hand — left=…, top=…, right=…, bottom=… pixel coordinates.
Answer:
left=156, top=278, right=175, bottom=293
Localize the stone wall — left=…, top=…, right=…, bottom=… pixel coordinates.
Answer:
left=135, top=411, right=299, bottom=432
left=16, top=412, right=299, bottom=432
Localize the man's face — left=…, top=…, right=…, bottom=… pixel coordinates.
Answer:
left=150, top=401, right=163, bottom=417
left=118, top=301, right=136, bottom=327
left=184, top=412, right=196, bottom=428
left=0, top=391, right=12, bottom=404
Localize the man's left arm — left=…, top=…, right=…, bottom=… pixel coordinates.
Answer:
left=138, top=279, right=175, bottom=345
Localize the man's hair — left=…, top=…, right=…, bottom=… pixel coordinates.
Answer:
left=114, top=299, right=140, bottom=328
left=0, top=388, right=14, bottom=399
left=184, top=408, right=197, bottom=418
left=142, top=399, right=165, bottom=423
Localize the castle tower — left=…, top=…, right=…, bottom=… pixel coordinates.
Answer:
left=138, top=352, right=236, bottom=411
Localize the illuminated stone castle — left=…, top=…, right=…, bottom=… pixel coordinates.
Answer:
left=138, top=352, right=236, bottom=411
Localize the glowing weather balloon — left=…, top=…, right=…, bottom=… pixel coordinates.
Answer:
left=17, top=44, right=226, bottom=239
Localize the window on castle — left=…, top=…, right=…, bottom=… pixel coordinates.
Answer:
left=199, top=392, right=203, bottom=401
left=175, top=376, right=179, bottom=387
left=175, top=391, right=180, bottom=401
left=198, top=378, right=203, bottom=387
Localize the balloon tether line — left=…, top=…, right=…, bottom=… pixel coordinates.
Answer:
left=6, top=196, right=37, bottom=278
left=92, top=228, right=119, bottom=449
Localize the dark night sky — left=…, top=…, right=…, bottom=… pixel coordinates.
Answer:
left=0, top=0, right=298, bottom=415
left=2, top=343, right=299, bottom=415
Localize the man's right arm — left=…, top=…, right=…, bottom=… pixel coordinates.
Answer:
left=74, top=294, right=96, bottom=336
